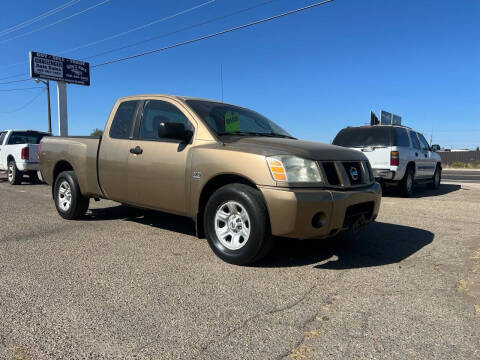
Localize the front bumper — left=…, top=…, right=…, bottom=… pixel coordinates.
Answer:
left=259, top=182, right=382, bottom=239
left=16, top=162, right=39, bottom=172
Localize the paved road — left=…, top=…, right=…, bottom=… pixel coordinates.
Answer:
left=443, top=169, right=480, bottom=183
left=0, top=175, right=479, bottom=359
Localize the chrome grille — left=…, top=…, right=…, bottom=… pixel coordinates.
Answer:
left=318, top=160, right=373, bottom=189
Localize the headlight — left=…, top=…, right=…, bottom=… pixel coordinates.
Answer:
left=267, top=155, right=322, bottom=183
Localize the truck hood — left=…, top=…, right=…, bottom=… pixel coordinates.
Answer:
left=222, top=137, right=367, bottom=161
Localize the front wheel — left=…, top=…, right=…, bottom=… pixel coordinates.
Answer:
left=204, top=183, right=272, bottom=265
left=7, top=161, right=22, bottom=185
left=428, top=166, right=441, bottom=189
left=54, top=171, right=89, bottom=219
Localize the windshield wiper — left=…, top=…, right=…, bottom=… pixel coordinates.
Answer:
left=217, top=131, right=296, bottom=139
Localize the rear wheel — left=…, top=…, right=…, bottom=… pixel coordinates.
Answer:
left=399, top=166, right=415, bottom=197
left=428, top=165, right=441, bottom=189
left=54, top=171, right=89, bottom=219
left=7, top=160, right=22, bottom=185
left=204, top=183, right=272, bottom=265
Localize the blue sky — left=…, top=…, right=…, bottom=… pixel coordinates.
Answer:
left=0, top=0, right=478, bottom=148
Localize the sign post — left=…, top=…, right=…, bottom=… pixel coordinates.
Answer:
left=29, top=51, right=90, bottom=136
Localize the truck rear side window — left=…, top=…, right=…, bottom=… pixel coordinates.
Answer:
left=7, top=131, right=46, bottom=145
left=395, top=128, right=410, bottom=147
left=109, top=101, right=139, bottom=139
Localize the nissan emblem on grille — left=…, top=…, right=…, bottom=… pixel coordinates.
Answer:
left=350, top=166, right=359, bottom=181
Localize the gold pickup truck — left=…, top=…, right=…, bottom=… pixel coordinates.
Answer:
left=40, top=95, right=381, bottom=265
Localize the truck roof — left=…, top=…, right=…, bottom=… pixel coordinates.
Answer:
left=117, top=94, right=236, bottom=107
left=1, top=129, right=50, bottom=134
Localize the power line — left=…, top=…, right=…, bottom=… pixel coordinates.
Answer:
left=0, top=78, right=31, bottom=85
left=82, top=0, right=279, bottom=61
left=0, top=0, right=277, bottom=72
left=59, top=0, right=216, bottom=55
left=92, top=0, right=335, bottom=68
left=0, top=0, right=112, bottom=45
left=0, top=89, right=45, bottom=114
left=0, top=0, right=81, bottom=38
left=0, top=86, right=43, bottom=92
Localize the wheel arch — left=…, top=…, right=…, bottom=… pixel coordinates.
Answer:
left=52, top=160, right=75, bottom=196
left=196, top=174, right=266, bottom=238
left=7, top=154, right=15, bottom=164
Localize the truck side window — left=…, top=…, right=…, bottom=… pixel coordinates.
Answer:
left=139, top=100, right=193, bottom=141
left=0, top=132, right=6, bottom=145
left=394, top=128, right=410, bottom=147
left=409, top=131, right=421, bottom=149
left=418, top=133, right=430, bottom=151
left=109, top=101, right=139, bottom=139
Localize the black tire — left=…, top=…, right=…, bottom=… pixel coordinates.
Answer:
left=53, top=171, right=89, bottom=220
left=7, top=160, right=22, bottom=185
left=28, top=171, right=40, bottom=183
left=204, top=183, right=272, bottom=265
left=428, top=165, right=441, bottom=189
left=399, top=166, right=415, bottom=197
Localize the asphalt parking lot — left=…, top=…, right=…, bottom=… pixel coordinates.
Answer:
left=0, top=175, right=479, bottom=359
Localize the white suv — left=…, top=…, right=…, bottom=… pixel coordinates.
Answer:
left=332, top=125, right=442, bottom=196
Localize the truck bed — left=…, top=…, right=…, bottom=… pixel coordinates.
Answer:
left=40, top=136, right=103, bottom=197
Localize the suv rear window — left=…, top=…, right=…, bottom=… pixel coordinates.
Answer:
left=333, top=127, right=394, bottom=147
left=7, top=131, right=47, bottom=145
left=395, top=127, right=410, bottom=147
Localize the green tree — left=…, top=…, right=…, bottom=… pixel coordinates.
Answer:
left=90, top=128, right=103, bottom=137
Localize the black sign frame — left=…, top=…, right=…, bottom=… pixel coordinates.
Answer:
left=29, top=51, right=90, bottom=86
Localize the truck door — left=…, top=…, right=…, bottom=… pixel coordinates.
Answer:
left=126, top=99, right=195, bottom=215
left=408, top=130, right=423, bottom=177
left=417, top=132, right=436, bottom=178
left=98, top=100, right=141, bottom=202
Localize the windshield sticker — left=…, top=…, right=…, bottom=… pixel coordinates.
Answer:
left=225, top=111, right=241, bottom=133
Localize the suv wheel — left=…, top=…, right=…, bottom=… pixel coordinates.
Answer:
left=400, top=167, right=415, bottom=197
left=7, top=160, right=22, bottom=185
left=428, top=166, right=441, bottom=189
left=54, top=171, right=90, bottom=219
left=204, top=183, right=272, bottom=265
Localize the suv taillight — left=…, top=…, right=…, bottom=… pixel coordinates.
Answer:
left=21, top=146, right=29, bottom=160
left=391, top=151, right=399, bottom=166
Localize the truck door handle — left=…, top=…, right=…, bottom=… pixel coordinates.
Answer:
left=130, top=146, right=143, bottom=155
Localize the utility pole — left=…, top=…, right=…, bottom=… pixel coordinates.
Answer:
left=35, top=79, right=52, bottom=134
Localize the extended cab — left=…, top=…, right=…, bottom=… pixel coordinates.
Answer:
left=0, top=130, right=50, bottom=185
left=333, top=125, right=442, bottom=196
left=40, top=95, right=382, bottom=265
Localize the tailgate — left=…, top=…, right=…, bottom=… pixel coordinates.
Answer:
left=28, top=144, right=40, bottom=163
left=350, top=146, right=391, bottom=169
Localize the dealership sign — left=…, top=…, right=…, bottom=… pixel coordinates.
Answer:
left=380, top=110, right=402, bottom=125
left=29, top=51, right=90, bottom=86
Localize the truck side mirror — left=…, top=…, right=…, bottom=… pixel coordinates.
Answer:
left=158, top=122, right=192, bottom=142
left=431, top=144, right=440, bottom=152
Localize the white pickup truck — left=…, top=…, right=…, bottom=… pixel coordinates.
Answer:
left=0, top=130, right=50, bottom=185
left=333, top=125, right=442, bottom=196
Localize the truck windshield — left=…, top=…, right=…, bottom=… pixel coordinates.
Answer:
left=333, top=127, right=394, bottom=147
left=8, top=131, right=48, bottom=145
left=185, top=100, right=294, bottom=139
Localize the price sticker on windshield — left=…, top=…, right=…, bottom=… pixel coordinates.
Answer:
left=225, top=111, right=241, bottom=133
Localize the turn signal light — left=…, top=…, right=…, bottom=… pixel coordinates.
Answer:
left=267, top=158, right=286, bottom=181
left=21, top=146, right=29, bottom=160
left=391, top=151, right=399, bottom=166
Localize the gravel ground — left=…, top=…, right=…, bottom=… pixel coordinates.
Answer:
left=0, top=175, right=479, bottom=359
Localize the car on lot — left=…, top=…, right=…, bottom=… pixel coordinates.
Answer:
left=0, top=129, right=50, bottom=185
left=332, top=125, right=442, bottom=196
left=40, top=95, right=382, bottom=265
